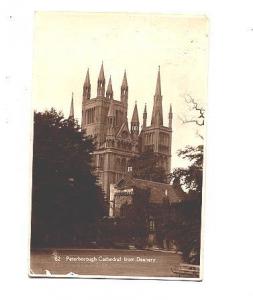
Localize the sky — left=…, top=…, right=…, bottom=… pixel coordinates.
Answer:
left=32, top=12, right=208, bottom=169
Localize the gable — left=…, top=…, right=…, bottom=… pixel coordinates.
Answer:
left=116, top=122, right=131, bottom=140
left=115, top=176, right=186, bottom=203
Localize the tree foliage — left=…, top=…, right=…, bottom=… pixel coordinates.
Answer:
left=167, top=144, right=203, bottom=264
left=169, top=145, right=203, bottom=195
left=129, top=151, right=167, bottom=183
left=31, top=108, right=106, bottom=248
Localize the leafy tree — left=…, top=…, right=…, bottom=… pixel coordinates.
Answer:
left=169, top=145, right=203, bottom=194
left=129, top=151, right=167, bottom=183
left=31, top=108, right=106, bottom=248
left=167, top=145, right=203, bottom=264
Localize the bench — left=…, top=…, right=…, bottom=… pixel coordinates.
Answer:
left=171, top=263, right=200, bottom=278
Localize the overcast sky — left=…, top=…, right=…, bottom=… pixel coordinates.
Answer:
left=32, top=12, right=208, bottom=169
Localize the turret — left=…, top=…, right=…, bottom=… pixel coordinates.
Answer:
left=81, top=69, right=90, bottom=130
left=97, top=62, right=105, bottom=97
left=169, top=104, right=173, bottom=129
left=106, top=76, right=113, bottom=100
left=142, top=103, right=147, bottom=129
left=120, top=70, right=128, bottom=121
left=83, top=68, right=91, bottom=101
left=151, top=66, right=163, bottom=127
left=69, top=92, right=74, bottom=119
left=131, top=102, right=139, bottom=136
left=120, top=70, right=128, bottom=103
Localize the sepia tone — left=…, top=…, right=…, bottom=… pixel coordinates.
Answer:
left=30, top=12, right=208, bottom=280
left=82, top=64, right=172, bottom=197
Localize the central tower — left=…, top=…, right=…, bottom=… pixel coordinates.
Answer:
left=81, top=63, right=138, bottom=197
left=81, top=63, right=173, bottom=197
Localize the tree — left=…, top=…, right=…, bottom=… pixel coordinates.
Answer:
left=180, top=95, right=205, bottom=127
left=31, top=108, right=106, bottom=248
left=180, top=95, right=205, bottom=139
left=166, top=145, right=203, bottom=264
left=167, top=94, right=204, bottom=264
left=129, top=151, right=167, bottom=183
left=169, top=145, right=203, bottom=194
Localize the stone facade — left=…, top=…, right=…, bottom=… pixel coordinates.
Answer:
left=79, top=63, right=173, bottom=197
left=109, top=175, right=185, bottom=218
left=109, top=175, right=186, bottom=249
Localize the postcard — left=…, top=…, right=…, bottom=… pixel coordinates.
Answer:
left=30, top=12, right=208, bottom=280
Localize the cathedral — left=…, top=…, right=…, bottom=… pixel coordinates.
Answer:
left=73, top=62, right=173, bottom=197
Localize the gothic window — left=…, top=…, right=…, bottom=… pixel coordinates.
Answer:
left=86, top=108, right=95, bottom=124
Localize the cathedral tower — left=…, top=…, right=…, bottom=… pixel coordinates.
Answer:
left=140, top=66, right=173, bottom=175
left=80, top=63, right=173, bottom=197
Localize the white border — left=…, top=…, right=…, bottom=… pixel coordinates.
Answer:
left=3, top=1, right=253, bottom=299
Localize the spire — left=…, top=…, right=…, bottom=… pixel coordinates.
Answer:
left=143, top=103, right=147, bottom=129
left=131, top=102, right=139, bottom=136
left=83, top=68, right=91, bottom=100
left=169, top=103, right=173, bottom=129
left=84, top=68, right=90, bottom=87
left=98, top=61, right=105, bottom=81
left=120, top=70, right=128, bottom=121
left=69, top=92, right=74, bottom=119
left=169, top=104, right=172, bottom=114
left=155, top=65, right=161, bottom=96
left=122, top=70, right=128, bottom=88
left=151, top=66, right=163, bottom=126
left=97, top=61, right=105, bottom=97
left=121, top=70, right=128, bottom=103
left=131, top=102, right=139, bottom=123
left=106, top=76, right=113, bottom=100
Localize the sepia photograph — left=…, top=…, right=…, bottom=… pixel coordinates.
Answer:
left=29, top=12, right=208, bottom=279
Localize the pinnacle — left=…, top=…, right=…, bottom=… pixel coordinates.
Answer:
left=155, top=66, right=161, bottom=96
left=169, top=104, right=173, bottom=114
left=98, top=62, right=105, bottom=81
left=69, top=92, right=74, bottom=118
left=121, top=70, right=128, bottom=88
left=84, top=68, right=90, bottom=86
left=131, top=103, right=139, bottom=123
left=107, top=76, right=113, bottom=93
